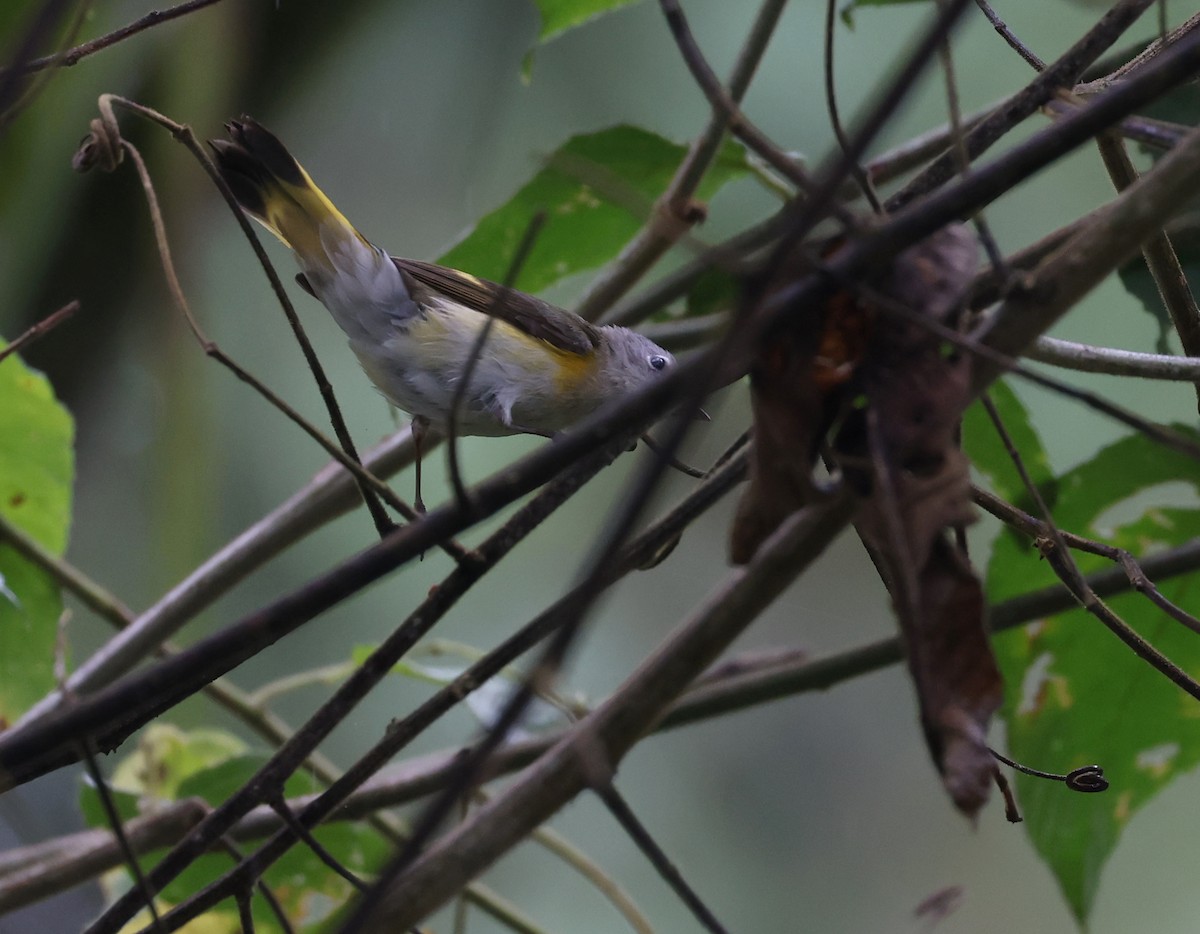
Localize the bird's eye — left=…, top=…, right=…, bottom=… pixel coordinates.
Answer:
left=649, top=354, right=669, bottom=371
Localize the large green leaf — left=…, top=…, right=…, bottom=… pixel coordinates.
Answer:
left=988, top=427, right=1200, bottom=924
left=0, top=342, right=73, bottom=727
left=437, top=125, right=750, bottom=297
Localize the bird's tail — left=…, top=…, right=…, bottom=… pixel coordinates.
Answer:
left=210, top=118, right=368, bottom=277
left=211, top=119, right=411, bottom=342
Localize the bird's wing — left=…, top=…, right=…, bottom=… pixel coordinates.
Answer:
left=392, top=257, right=600, bottom=357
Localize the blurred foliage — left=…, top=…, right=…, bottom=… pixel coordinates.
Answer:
left=0, top=339, right=73, bottom=727
left=530, top=0, right=646, bottom=43
left=80, top=723, right=386, bottom=933
left=438, top=126, right=750, bottom=293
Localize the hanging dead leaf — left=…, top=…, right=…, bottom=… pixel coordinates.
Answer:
left=730, top=240, right=872, bottom=564
left=731, top=223, right=1002, bottom=817
left=845, top=225, right=1001, bottom=817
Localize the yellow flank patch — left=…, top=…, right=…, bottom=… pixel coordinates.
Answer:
left=408, top=310, right=597, bottom=393
left=549, top=343, right=596, bottom=392
left=470, top=315, right=596, bottom=391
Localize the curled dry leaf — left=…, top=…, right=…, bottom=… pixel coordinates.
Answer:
left=729, top=253, right=872, bottom=564
left=732, top=224, right=1003, bottom=817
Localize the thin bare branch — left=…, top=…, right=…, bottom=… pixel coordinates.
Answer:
left=13, top=521, right=1200, bottom=917
left=973, top=0, right=1045, bottom=70
left=1, top=0, right=227, bottom=76
left=77, top=740, right=164, bottom=932
left=1090, top=119, right=1200, bottom=408
left=0, top=300, right=79, bottom=363
left=972, top=487, right=1200, bottom=638
left=0, top=801, right=207, bottom=912
left=81, top=436, right=645, bottom=934
left=1028, top=336, right=1200, bottom=380
left=978, top=396, right=1200, bottom=700
left=499, top=791, right=654, bottom=934
left=0, top=0, right=83, bottom=130
left=592, top=782, right=730, bottom=934
left=1075, top=10, right=1200, bottom=95
left=447, top=211, right=547, bottom=508
left=659, top=0, right=831, bottom=203
left=16, top=427, right=421, bottom=727
left=110, top=137, right=426, bottom=536
left=824, top=0, right=881, bottom=212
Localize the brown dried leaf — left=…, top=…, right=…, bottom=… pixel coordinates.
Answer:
left=730, top=249, right=870, bottom=564
left=848, top=225, right=1002, bottom=817
left=731, top=222, right=1002, bottom=815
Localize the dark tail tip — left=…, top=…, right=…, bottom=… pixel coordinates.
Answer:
left=208, top=117, right=306, bottom=216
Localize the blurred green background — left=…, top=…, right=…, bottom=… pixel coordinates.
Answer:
left=2, top=0, right=1198, bottom=931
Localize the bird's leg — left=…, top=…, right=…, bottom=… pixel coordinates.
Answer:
left=412, top=415, right=430, bottom=514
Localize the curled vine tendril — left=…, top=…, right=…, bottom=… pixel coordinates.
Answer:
left=72, top=118, right=120, bottom=172
left=990, top=746, right=1109, bottom=793
left=1063, top=764, right=1109, bottom=793
left=72, top=96, right=126, bottom=173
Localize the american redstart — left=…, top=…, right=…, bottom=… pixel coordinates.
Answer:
left=210, top=119, right=676, bottom=508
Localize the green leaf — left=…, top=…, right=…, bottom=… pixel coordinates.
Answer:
left=159, top=799, right=387, bottom=932
left=184, top=760, right=383, bottom=931
left=437, top=126, right=751, bottom=296
left=86, top=732, right=387, bottom=933
left=990, top=427, right=1200, bottom=924
left=0, top=343, right=73, bottom=727
left=113, top=724, right=248, bottom=800
left=78, top=725, right=248, bottom=829
left=271, top=823, right=390, bottom=931
left=530, top=0, right=645, bottom=43
left=840, top=0, right=932, bottom=28
left=176, top=753, right=322, bottom=807
left=962, top=378, right=1056, bottom=510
